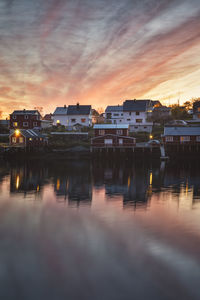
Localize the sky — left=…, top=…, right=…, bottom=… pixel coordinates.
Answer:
left=0, top=0, right=200, bottom=117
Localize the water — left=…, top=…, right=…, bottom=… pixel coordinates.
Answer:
left=0, top=158, right=200, bottom=300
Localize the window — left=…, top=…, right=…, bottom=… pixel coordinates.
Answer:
left=119, top=139, right=123, bottom=145
left=136, top=112, right=140, bottom=116
left=24, top=115, right=29, bottom=119
left=129, top=112, right=131, bottom=116
left=56, top=120, right=60, bottom=124
left=165, top=136, right=173, bottom=142
left=12, top=137, right=16, bottom=143
left=196, top=136, right=200, bottom=142
left=135, top=126, right=138, bottom=129
left=81, top=118, right=86, bottom=123
left=113, top=113, right=119, bottom=116
left=29, top=138, right=32, bottom=141
left=13, top=122, right=18, bottom=127
left=144, top=126, right=147, bottom=129
left=19, top=137, right=24, bottom=143
left=23, top=122, right=28, bottom=127
left=116, top=129, right=123, bottom=135
left=127, top=118, right=131, bottom=121
left=104, top=139, right=113, bottom=145
left=99, top=130, right=105, bottom=135
left=13, top=115, right=16, bottom=119
left=121, top=113, right=123, bottom=116
left=136, top=119, right=143, bottom=123
left=119, top=120, right=122, bottom=122
left=180, top=136, right=190, bottom=142
left=71, top=119, right=76, bottom=123
left=33, top=122, right=37, bottom=126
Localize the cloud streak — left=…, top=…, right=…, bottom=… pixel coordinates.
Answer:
left=0, top=0, right=200, bottom=116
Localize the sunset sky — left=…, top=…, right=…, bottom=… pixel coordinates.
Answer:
left=0, top=0, right=200, bottom=117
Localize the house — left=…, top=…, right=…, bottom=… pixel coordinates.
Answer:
left=122, top=100, right=154, bottom=132
left=52, top=105, right=68, bottom=126
left=10, top=110, right=41, bottom=130
left=67, top=103, right=92, bottom=128
left=105, top=100, right=157, bottom=132
left=9, top=129, right=48, bottom=147
left=162, top=126, right=200, bottom=144
left=151, top=106, right=171, bottom=118
left=91, top=124, right=136, bottom=148
left=105, top=105, right=124, bottom=124
left=193, top=101, right=200, bottom=120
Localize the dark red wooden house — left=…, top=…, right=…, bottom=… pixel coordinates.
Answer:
left=9, top=129, right=48, bottom=147
left=92, top=124, right=136, bottom=148
left=10, top=110, right=42, bottom=130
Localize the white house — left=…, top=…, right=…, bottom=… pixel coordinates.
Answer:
left=67, top=104, right=92, bottom=128
left=53, top=105, right=68, bottom=126
left=105, top=100, right=156, bottom=132
left=53, top=104, right=92, bottom=129
left=105, top=105, right=124, bottom=124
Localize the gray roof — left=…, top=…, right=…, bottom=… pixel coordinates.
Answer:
left=67, top=105, right=91, bottom=115
left=11, top=110, right=40, bottom=115
left=164, top=126, right=200, bottom=136
left=10, top=129, right=46, bottom=139
left=105, top=105, right=123, bottom=113
left=94, top=124, right=129, bottom=129
left=123, top=100, right=153, bottom=112
left=53, top=107, right=68, bottom=115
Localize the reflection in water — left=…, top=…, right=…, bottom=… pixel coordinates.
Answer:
left=0, top=159, right=200, bottom=299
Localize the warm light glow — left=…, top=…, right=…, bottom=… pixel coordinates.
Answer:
left=150, top=172, right=152, bottom=186
left=127, top=176, right=130, bottom=188
left=56, top=179, right=60, bottom=191
left=16, top=175, right=20, bottom=190
left=37, top=185, right=40, bottom=192
left=57, top=120, right=60, bottom=124
left=150, top=135, right=153, bottom=139
left=15, top=129, right=20, bottom=136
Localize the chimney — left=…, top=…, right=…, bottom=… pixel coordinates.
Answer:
left=77, top=102, right=80, bottom=109
left=64, top=104, right=66, bottom=108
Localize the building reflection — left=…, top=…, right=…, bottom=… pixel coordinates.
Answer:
left=52, top=161, right=92, bottom=206
left=10, top=162, right=47, bottom=199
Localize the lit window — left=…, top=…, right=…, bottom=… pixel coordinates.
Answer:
left=197, top=107, right=200, bottom=112
left=56, top=120, right=60, bottom=124
left=180, top=136, right=190, bottom=142
left=12, top=137, right=17, bottom=143
left=19, top=137, right=24, bottom=143
left=136, top=119, right=143, bottom=123
left=81, top=118, right=86, bottom=123
left=13, top=122, right=18, bottom=127
left=29, top=138, right=32, bottom=141
left=136, top=112, right=140, bottom=115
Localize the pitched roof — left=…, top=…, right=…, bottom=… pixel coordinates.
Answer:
left=10, top=129, right=46, bottom=138
left=164, top=126, right=200, bottom=136
left=93, top=124, right=129, bottom=129
left=105, top=105, right=123, bottom=113
left=123, top=100, right=153, bottom=112
left=53, top=107, right=68, bottom=115
left=67, top=105, right=91, bottom=115
left=11, top=110, right=40, bottom=115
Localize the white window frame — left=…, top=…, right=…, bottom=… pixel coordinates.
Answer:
left=116, top=129, right=123, bottom=135
left=19, top=137, right=24, bottom=143
left=23, top=122, right=28, bottom=127
left=119, top=138, right=123, bottom=145
left=196, top=136, right=200, bottom=142
left=99, top=130, right=105, bottom=135
left=13, top=115, right=17, bottom=119
left=33, top=122, right=38, bottom=126
left=24, top=115, right=29, bottom=119
left=180, top=136, right=190, bottom=142
left=165, top=136, right=173, bottom=142
left=12, top=137, right=17, bottom=143
left=104, top=139, right=113, bottom=145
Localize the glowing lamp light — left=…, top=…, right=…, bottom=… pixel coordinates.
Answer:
left=15, top=129, right=20, bottom=136
left=150, top=135, right=153, bottom=139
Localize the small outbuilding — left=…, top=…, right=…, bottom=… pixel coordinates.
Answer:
left=92, top=124, right=136, bottom=148
left=163, top=126, right=200, bottom=144
left=9, top=129, right=48, bottom=147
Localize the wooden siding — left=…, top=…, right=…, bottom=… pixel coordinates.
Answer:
left=94, top=128, right=128, bottom=137
left=163, top=135, right=200, bottom=144
left=91, top=134, right=136, bottom=147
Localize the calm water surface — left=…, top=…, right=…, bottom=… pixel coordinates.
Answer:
left=0, top=158, right=200, bottom=300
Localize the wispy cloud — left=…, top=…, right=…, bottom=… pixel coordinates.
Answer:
left=0, top=0, right=200, bottom=115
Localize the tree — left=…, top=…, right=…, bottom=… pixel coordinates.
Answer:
left=170, top=104, right=191, bottom=120
left=34, top=106, right=43, bottom=117
left=0, top=111, right=2, bottom=119
left=183, top=101, right=192, bottom=110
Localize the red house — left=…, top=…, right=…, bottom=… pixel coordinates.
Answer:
left=92, top=124, right=136, bottom=148
left=9, top=129, right=48, bottom=147
left=163, top=126, right=200, bottom=144
left=10, top=110, right=42, bottom=130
